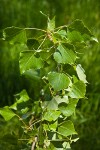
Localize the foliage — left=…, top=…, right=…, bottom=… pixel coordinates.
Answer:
left=0, top=17, right=97, bottom=149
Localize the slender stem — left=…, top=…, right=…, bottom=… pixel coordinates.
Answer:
left=37, top=35, right=47, bottom=50
left=25, top=28, right=46, bottom=33
left=16, top=114, right=29, bottom=129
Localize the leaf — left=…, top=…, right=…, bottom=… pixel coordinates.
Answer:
left=68, top=19, right=92, bottom=36
left=69, top=81, right=86, bottom=98
left=43, top=121, right=57, bottom=131
left=58, top=120, right=77, bottom=137
left=47, top=99, right=58, bottom=110
left=56, top=30, right=67, bottom=38
left=58, top=99, right=78, bottom=117
left=27, top=38, right=39, bottom=49
left=54, top=95, right=69, bottom=104
left=67, top=31, right=83, bottom=42
left=19, top=51, right=44, bottom=74
left=15, top=90, right=30, bottom=103
left=3, top=27, right=27, bottom=44
left=54, top=44, right=76, bottom=64
left=48, top=72, right=70, bottom=91
left=10, top=90, right=30, bottom=110
left=76, top=64, right=87, bottom=83
left=0, top=107, right=16, bottom=121
left=47, top=17, right=55, bottom=31
left=42, top=110, right=61, bottom=121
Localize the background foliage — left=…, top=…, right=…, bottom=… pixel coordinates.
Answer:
left=0, top=0, right=100, bottom=150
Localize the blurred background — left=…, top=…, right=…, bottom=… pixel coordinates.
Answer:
left=0, top=0, right=100, bottom=149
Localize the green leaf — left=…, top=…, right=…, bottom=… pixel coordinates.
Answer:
left=58, top=99, right=78, bottom=117
left=19, top=51, right=44, bottom=74
left=54, top=44, right=76, bottom=64
left=67, top=31, right=83, bottom=42
left=47, top=17, right=55, bottom=31
left=27, top=38, right=39, bottom=50
left=56, top=30, right=67, bottom=38
left=68, top=19, right=92, bottom=36
left=3, top=27, right=27, bottom=44
left=58, top=120, right=77, bottom=137
left=69, top=81, right=86, bottom=98
left=0, top=107, right=16, bottom=121
left=43, top=121, right=57, bottom=131
left=48, top=72, right=70, bottom=91
left=47, top=99, right=58, bottom=110
left=42, top=110, right=61, bottom=121
left=15, top=90, right=30, bottom=103
left=76, top=64, right=87, bottom=83
left=54, top=95, right=69, bottom=104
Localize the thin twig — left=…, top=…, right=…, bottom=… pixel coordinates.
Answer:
left=31, top=136, right=38, bottom=150
left=25, top=28, right=46, bottom=33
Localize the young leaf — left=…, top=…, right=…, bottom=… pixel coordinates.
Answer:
left=43, top=121, right=57, bottom=131
left=54, top=44, right=76, bottom=64
left=58, top=120, right=77, bottom=137
left=56, top=30, right=67, bottom=39
left=76, top=64, right=88, bottom=83
left=47, top=17, right=55, bottom=31
left=19, top=51, right=44, bottom=74
left=16, top=89, right=30, bottom=103
left=0, top=107, right=16, bottom=121
left=48, top=72, right=70, bottom=91
left=69, top=81, right=86, bottom=98
left=3, top=27, right=27, bottom=44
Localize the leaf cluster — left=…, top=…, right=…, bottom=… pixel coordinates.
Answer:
left=0, top=17, right=97, bottom=149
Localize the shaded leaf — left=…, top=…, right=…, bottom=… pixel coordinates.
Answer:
left=3, top=27, right=27, bottom=44
left=68, top=19, right=92, bottom=36
left=48, top=72, right=70, bottom=91
left=58, top=120, right=77, bottom=137
left=19, top=51, right=44, bottom=74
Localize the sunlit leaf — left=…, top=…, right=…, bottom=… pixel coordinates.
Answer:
left=67, top=30, right=83, bottom=42
left=42, top=110, right=61, bottom=121
left=0, top=107, right=16, bottom=121
left=43, top=121, right=57, bottom=131
left=58, top=120, right=77, bottom=137
left=47, top=17, right=55, bottom=31
left=76, top=64, right=87, bottom=83
left=48, top=72, right=70, bottom=91
left=54, top=95, right=69, bottom=104
left=54, top=44, right=76, bottom=64
left=58, top=99, right=78, bottom=117
left=69, top=81, right=86, bottom=98
left=15, top=90, right=30, bottom=103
